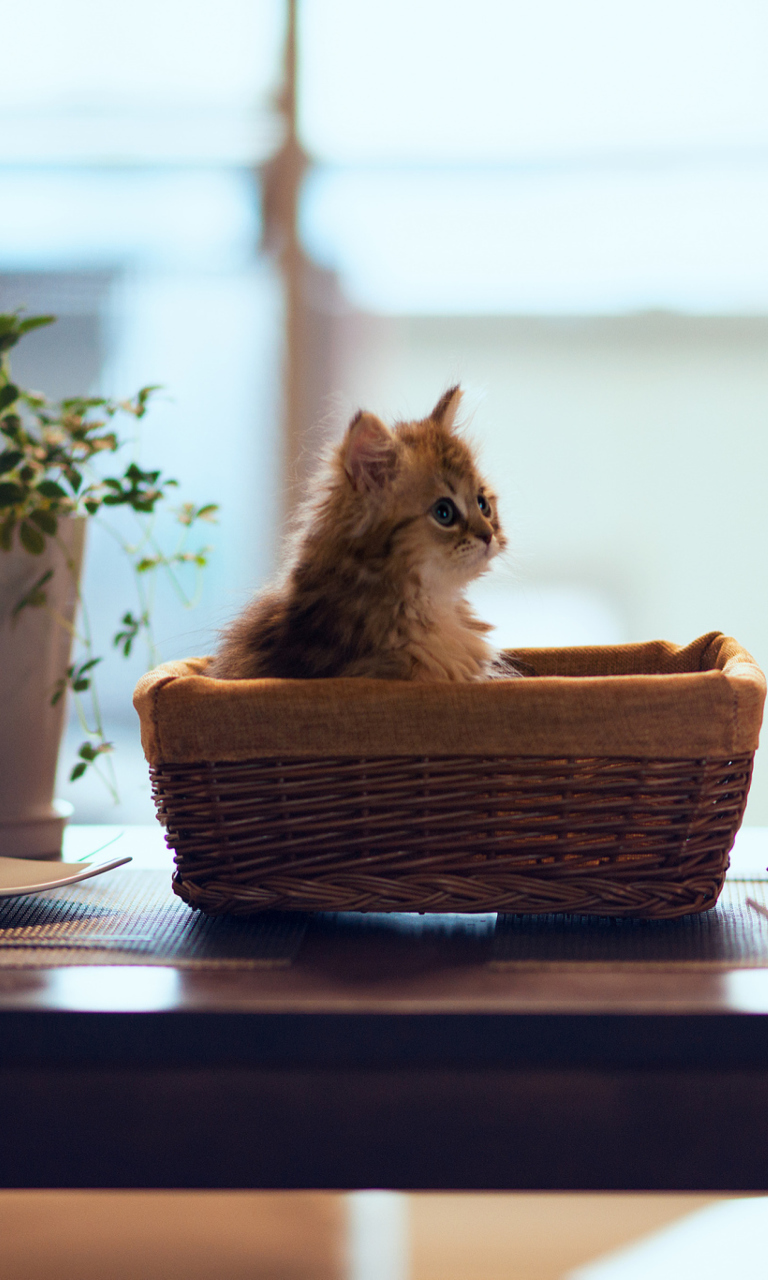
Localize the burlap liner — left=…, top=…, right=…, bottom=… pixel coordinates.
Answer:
left=134, top=632, right=765, bottom=766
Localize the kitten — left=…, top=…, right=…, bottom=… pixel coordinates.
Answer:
left=209, top=386, right=509, bottom=682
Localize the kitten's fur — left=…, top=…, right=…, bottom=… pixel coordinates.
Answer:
left=210, top=387, right=508, bottom=682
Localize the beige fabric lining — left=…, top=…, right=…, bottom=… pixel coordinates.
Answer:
left=133, top=632, right=766, bottom=765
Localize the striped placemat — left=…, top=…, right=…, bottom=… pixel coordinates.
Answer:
left=491, top=879, right=768, bottom=969
left=0, top=869, right=307, bottom=968
left=6, top=867, right=767, bottom=971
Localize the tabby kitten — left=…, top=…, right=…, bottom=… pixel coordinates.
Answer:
left=210, top=386, right=508, bottom=682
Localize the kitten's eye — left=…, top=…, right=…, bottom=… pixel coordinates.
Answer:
left=431, top=498, right=458, bottom=527
left=477, top=494, right=491, bottom=516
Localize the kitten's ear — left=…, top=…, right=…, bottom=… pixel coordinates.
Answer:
left=343, top=411, right=397, bottom=491
left=431, top=385, right=463, bottom=430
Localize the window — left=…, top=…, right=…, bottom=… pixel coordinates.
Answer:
left=5, top=1, right=768, bottom=823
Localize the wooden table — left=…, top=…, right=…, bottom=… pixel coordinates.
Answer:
left=1, top=826, right=768, bottom=1192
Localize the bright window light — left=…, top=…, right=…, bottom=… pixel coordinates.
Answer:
left=299, top=0, right=768, bottom=314
left=0, top=170, right=258, bottom=270
left=301, top=163, right=768, bottom=314
left=0, top=0, right=284, bottom=164
left=300, top=0, right=768, bottom=164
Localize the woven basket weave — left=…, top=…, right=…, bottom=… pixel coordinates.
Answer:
left=134, top=631, right=765, bottom=919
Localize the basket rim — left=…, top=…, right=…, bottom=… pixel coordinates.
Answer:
left=134, top=631, right=766, bottom=766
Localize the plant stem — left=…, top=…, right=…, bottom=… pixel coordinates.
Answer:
left=54, top=530, right=119, bottom=801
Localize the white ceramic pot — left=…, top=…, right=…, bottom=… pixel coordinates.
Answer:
left=0, top=517, right=85, bottom=858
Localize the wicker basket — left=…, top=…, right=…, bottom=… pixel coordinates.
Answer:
left=134, top=631, right=765, bottom=919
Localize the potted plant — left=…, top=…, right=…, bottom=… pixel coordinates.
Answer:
left=0, top=311, right=217, bottom=858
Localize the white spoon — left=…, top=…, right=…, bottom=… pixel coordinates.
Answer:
left=0, top=855, right=133, bottom=898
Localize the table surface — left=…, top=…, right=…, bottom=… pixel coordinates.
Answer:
left=2, top=824, right=768, bottom=1193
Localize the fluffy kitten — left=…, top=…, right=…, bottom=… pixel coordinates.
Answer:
left=210, top=386, right=508, bottom=682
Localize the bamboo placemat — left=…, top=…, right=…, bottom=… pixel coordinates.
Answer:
left=491, top=879, right=768, bottom=969
left=0, top=869, right=307, bottom=968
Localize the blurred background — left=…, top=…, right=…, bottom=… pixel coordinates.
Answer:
left=3, top=3, right=768, bottom=1275
left=2, top=0, right=767, bottom=826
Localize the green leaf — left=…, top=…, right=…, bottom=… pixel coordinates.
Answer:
left=21, top=390, right=46, bottom=408
left=0, top=413, right=22, bottom=441
left=60, top=395, right=108, bottom=410
left=113, top=610, right=148, bottom=657
left=76, top=740, right=113, bottom=763
left=11, top=568, right=53, bottom=619
left=0, top=312, right=55, bottom=354
left=93, top=432, right=118, bottom=451
left=0, top=384, right=19, bottom=412
left=19, top=521, right=45, bottom=554
left=17, top=314, right=56, bottom=335
left=36, top=479, right=67, bottom=499
left=30, top=509, right=57, bottom=535
left=0, top=517, right=16, bottom=550
left=177, top=503, right=219, bottom=527
left=0, top=482, right=24, bottom=507
left=197, top=503, right=219, bottom=521
left=0, top=449, right=22, bottom=475
left=51, top=657, right=103, bottom=702
left=50, top=666, right=71, bottom=705
left=129, top=463, right=160, bottom=484
left=70, top=761, right=87, bottom=781
left=77, top=658, right=102, bottom=675
left=133, top=385, right=161, bottom=417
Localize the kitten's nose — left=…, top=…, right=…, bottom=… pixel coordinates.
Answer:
left=478, top=530, right=493, bottom=545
